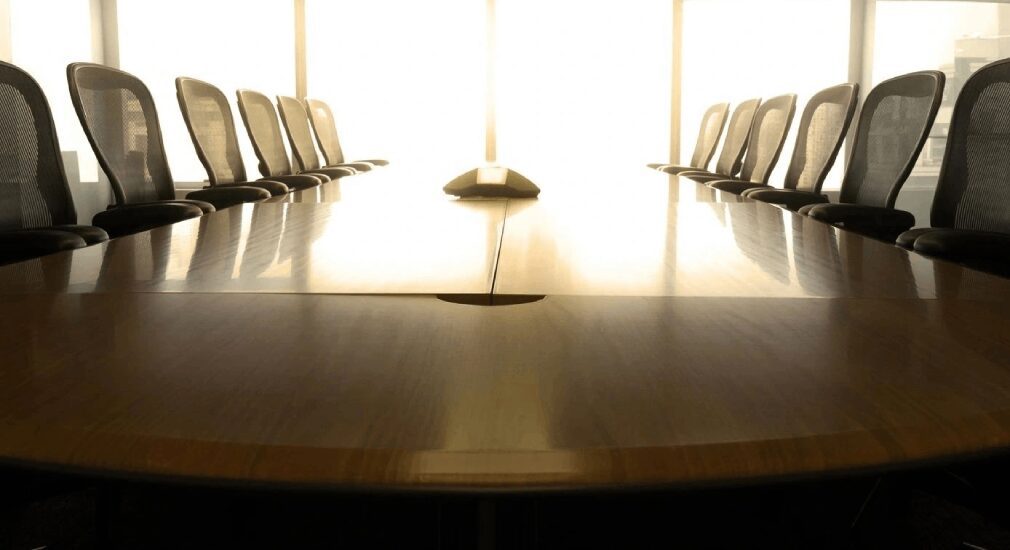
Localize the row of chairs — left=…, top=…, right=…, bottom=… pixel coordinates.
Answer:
left=0, top=60, right=385, bottom=265
left=655, top=59, right=1010, bottom=278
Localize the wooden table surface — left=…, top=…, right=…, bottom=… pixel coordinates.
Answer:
left=2, top=167, right=1010, bottom=492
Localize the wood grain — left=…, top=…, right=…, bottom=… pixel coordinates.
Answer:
left=1, top=292, right=1010, bottom=490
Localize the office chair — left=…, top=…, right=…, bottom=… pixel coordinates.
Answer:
left=305, top=98, right=389, bottom=171
left=742, top=83, right=860, bottom=209
left=801, top=71, right=945, bottom=242
left=892, top=58, right=1010, bottom=276
left=236, top=90, right=348, bottom=185
left=68, top=64, right=267, bottom=235
left=0, top=60, right=109, bottom=264
left=276, top=95, right=363, bottom=178
left=176, top=77, right=293, bottom=197
left=706, top=94, right=798, bottom=193
left=648, top=102, right=729, bottom=174
left=667, top=99, right=760, bottom=181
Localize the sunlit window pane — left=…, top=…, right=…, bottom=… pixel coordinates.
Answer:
left=495, top=0, right=673, bottom=187
left=9, top=0, right=97, bottom=182
left=118, top=0, right=295, bottom=183
left=681, top=0, right=849, bottom=188
left=873, top=1, right=1010, bottom=220
left=305, top=0, right=485, bottom=180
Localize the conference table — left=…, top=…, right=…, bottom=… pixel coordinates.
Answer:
left=1, top=166, right=1010, bottom=494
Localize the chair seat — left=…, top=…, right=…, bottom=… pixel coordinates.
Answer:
left=218, top=180, right=289, bottom=197
left=806, top=203, right=915, bottom=242
left=262, top=174, right=323, bottom=191
left=359, top=159, right=389, bottom=167
left=52, top=224, right=110, bottom=245
left=93, top=202, right=205, bottom=238
left=709, top=180, right=768, bottom=195
left=743, top=189, right=829, bottom=211
left=186, top=186, right=271, bottom=210
left=646, top=162, right=668, bottom=170
left=0, top=229, right=88, bottom=265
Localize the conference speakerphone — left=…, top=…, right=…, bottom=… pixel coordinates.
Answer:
left=444, top=166, right=541, bottom=198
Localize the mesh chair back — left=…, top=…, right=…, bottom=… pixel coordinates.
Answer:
left=783, top=84, right=859, bottom=193
left=236, top=89, right=292, bottom=178
left=0, top=61, right=77, bottom=232
left=932, top=58, right=1010, bottom=232
left=689, top=102, right=730, bottom=171
left=739, top=94, right=797, bottom=184
left=68, top=63, right=175, bottom=205
left=838, top=71, right=944, bottom=208
left=276, top=95, right=323, bottom=172
left=176, top=77, right=248, bottom=186
left=713, top=98, right=760, bottom=177
left=305, top=98, right=347, bottom=166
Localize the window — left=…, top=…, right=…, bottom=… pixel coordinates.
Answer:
left=873, top=1, right=1010, bottom=218
left=305, top=0, right=486, bottom=180
left=681, top=0, right=850, bottom=188
left=495, top=0, right=673, bottom=185
left=117, top=0, right=295, bottom=184
left=9, top=0, right=98, bottom=182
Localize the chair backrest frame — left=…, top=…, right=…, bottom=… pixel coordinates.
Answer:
left=931, top=58, right=1010, bottom=232
left=176, top=76, right=250, bottom=186
left=305, top=98, right=347, bottom=167
left=275, top=95, right=323, bottom=173
left=0, top=60, right=77, bottom=230
left=739, top=94, right=798, bottom=185
left=689, top=102, right=731, bottom=171
left=782, top=83, right=860, bottom=193
left=68, top=62, right=178, bottom=206
left=236, top=89, right=293, bottom=178
left=838, top=70, right=945, bottom=209
left=713, top=98, right=761, bottom=177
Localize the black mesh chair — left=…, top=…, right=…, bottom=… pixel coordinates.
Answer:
left=706, top=94, right=798, bottom=193
left=176, top=77, right=292, bottom=197
left=276, top=95, right=364, bottom=178
left=305, top=98, right=389, bottom=170
left=802, top=71, right=945, bottom=242
left=740, top=84, right=860, bottom=209
left=68, top=64, right=268, bottom=235
left=649, top=102, right=729, bottom=174
left=667, top=98, right=760, bottom=181
left=892, top=59, right=1010, bottom=276
left=236, top=89, right=347, bottom=185
left=0, top=61, right=109, bottom=264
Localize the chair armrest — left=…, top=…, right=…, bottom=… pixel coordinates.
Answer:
left=306, top=167, right=355, bottom=179
left=262, top=174, right=323, bottom=190
left=0, top=229, right=88, bottom=265
left=358, top=159, right=389, bottom=167
left=659, top=165, right=698, bottom=175
left=708, top=180, right=768, bottom=195
left=682, top=173, right=726, bottom=184
left=218, top=180, right=289, bottom=196
left=328, top=162, right=372, bottom=173
left=93, top=203, right=204, bottom=238
left=806, top=204, right=915, bottom=241
left=186, top=186, right=271, bottom=210
left=744, top=189, right=829, bottom=211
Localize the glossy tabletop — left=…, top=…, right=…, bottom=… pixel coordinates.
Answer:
left=2, top=166, right=1010, bottom=492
